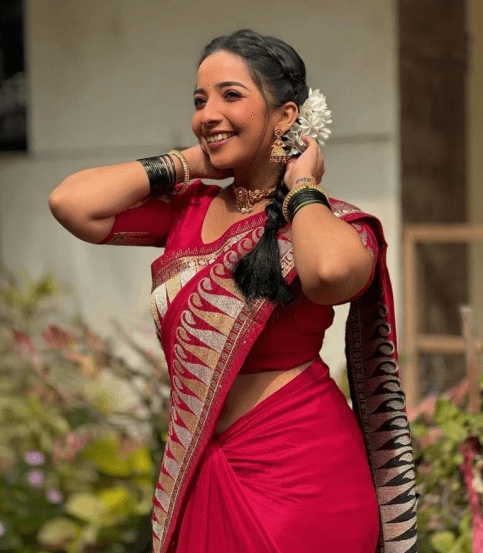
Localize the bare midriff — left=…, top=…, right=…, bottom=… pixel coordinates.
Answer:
left=214, top=359, right=314, bottom=435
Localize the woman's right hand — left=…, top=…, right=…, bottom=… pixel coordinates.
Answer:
left=181, top=145, right=233, bottom=181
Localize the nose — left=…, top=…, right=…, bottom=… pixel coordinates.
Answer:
left=198, top=97, right=223, bottom=127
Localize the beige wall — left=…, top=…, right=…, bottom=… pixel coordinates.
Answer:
left=0, top=0, right=400, bottom=372
left=27, top=0, right=398, bottom=154
left=468, top=0, right=483, bottom=336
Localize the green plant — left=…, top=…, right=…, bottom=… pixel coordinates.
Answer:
left=410, top=383, right=483, bottom=553
left=3, top=270, right=482, bottom=552
left=0, top=271, right=169, bottom=552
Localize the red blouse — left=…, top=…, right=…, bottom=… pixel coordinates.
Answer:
left=102, top=180, right=378, bottom=374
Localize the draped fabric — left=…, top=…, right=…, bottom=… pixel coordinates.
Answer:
left=102, top=181, right=418, bottom=552
left=175, top=358, right=380, bottom=553
left=150, top=220, right=291, bottom=552
left=332, top=200, right=418, bottom=553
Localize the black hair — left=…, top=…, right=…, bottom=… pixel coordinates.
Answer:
left=199, top=29, right=309, bottom=304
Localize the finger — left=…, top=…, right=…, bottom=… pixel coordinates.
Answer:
left=301, top=135, right=316, bottom=144
left=299, top=137, right=321, bottom=160
left=301, top=135, right=318, bottom=149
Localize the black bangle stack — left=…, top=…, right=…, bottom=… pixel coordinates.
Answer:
left=282, top=183, right=331, bottom=223
left=137, top=154, right=176, bottom=198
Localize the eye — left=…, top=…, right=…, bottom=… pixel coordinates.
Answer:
left=194, top=96, right=206, bottom=109
left=224, top=90, right=242, bottom=100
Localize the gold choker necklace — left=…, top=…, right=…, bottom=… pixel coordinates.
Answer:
left=232, top=185, right=277, bottom=214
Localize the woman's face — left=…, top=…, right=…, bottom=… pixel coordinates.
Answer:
left=192, top=50, right=281, bottom=172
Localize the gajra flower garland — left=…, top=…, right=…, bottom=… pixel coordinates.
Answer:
left=285, top=88, right=332, bottom=156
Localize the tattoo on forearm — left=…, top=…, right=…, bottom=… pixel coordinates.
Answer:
left=295, top=177, right=315, bottom=185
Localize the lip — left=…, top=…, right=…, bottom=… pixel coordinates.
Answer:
left=205, top=131, right=236, bottom=147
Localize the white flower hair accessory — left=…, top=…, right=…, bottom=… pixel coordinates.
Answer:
left=285, top=88, right=332, bottom=156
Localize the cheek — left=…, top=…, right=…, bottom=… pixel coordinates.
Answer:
left=235, top=101, right=260, bottom=124
left=236, top=111, right=258, bottom=127
left=233, top=109, right=259, bottom=127
left=191, top=114, right=201, bottom=137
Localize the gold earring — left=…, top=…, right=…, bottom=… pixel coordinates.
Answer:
left=269, top=129, right=287, bottom=165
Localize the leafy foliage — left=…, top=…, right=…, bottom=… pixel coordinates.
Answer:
left=410, top=381, right=483, bottom=552
left=1, top=270, right=481, bottom=551
left=0, top=271, right=169, bottom=552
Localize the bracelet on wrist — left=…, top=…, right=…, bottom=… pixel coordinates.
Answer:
left=137, top=150, right=191, bottom=199
left=163, top=154, right=177, bottom=186
left=282, top=182, right=331, bottom=223
left=137, top=154, right=177, bottom=198
left=169, top=150, right=191, bottom=194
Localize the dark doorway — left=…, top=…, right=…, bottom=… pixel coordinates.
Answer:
left=0, top=0, right=26, bottom=151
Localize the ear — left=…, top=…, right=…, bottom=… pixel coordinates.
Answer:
left=276, top=101, right=299, bottom=130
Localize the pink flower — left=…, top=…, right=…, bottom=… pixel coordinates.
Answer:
left=41, top=325, right=74, bottom=349
left=46, top=488, right=63, bottom=504
left=11, top=329, right=36, bottom=356
left=27, top=469, right=44, bottom=488
left=23, top=451, right=45, bottom=466
left=51, top=431, right=92, bottom=464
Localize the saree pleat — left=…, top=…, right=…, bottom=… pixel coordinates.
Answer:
left=174, top=359, right=380, bottom=553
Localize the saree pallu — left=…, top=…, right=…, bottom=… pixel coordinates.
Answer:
left=174, top=358, right=380, bottom=553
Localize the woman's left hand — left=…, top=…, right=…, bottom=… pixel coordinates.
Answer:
left=283, top=136, right=325, bottom=190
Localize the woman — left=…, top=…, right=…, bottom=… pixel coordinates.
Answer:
left=49, top=29, right=417, bottom=553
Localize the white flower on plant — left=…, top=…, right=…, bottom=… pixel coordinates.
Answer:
left=285, top=88, right=332, bottom=156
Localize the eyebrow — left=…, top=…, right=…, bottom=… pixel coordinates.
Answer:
left=194, top=81, right=249, bottom=95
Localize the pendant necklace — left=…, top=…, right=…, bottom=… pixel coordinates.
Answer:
left=232, top=185, right=277, bottom=214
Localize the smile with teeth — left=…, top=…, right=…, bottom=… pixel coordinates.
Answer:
left=206, top=132, right=235, bottom=144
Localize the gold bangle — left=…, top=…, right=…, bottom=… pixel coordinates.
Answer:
left=169, top=150, right=191, bottom=194
left=282, top=183, right=329, bottom=223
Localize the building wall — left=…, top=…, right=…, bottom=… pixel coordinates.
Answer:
left=0, top=0, right=400, bottom=372
left=468, top=0, right=483, bottom=337
left=399, top=0, right=468, bottom=335
left=398, top=0, right=470, bottom=394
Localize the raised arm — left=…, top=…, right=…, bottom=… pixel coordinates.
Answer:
left=48, top=146, right=230, bottom=244
left=48, top=161, right=154, bottom=243
left=283, top=137, right=374, bottom=305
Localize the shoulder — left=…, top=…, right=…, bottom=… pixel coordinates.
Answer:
left=329, top=197, right=387, bottom=253
left=186, top=179, right=222, bottom=199
left=329, top=198, right=365, bottom=219
left=169, top=179, right=222, bottom=210
left=330, top=197, right=384, bottom=234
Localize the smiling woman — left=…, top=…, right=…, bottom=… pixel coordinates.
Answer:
left=192, top=52, right=293, bottom=178
left=48, top=28, right=417, bottom=553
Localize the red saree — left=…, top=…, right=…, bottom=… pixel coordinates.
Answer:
left=174, top=357, right=380, bottom=552
left=103, top=181, right=418, bottom=553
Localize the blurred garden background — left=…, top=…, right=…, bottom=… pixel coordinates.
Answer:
left=0, top=1, right=481, bottom=551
